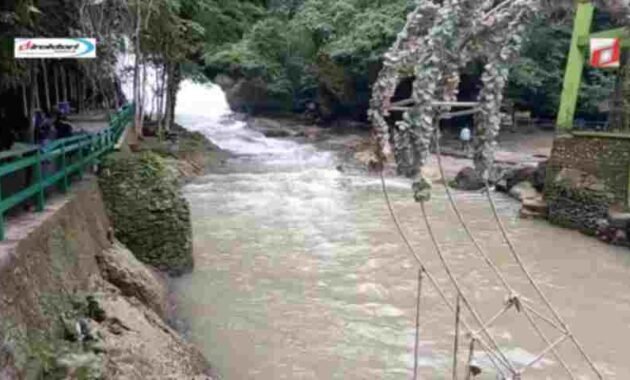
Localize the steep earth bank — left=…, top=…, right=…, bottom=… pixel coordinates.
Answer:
left=0, top=127, right=227, bottom=379
left=0, top=181, right=215, bottom=379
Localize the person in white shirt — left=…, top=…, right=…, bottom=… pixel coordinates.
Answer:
left=459, top=126, right=472, bottom=154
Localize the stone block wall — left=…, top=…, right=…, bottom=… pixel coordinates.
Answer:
left=545, top=134, right=630, bottom=205
left=545, top=133, right=630, bottom=235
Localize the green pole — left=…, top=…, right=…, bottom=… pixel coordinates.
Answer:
left=35, top=150, right=45, bottom=212
left=556, top=0, right=595, bottom=131
left=78, top=140, right=84, bottom=180
left=61, top=141, right=68, bottom=192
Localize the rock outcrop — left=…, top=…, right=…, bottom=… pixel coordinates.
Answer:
left=91, top=287, right=213, bottom=380
left=98, top=152, right=194, bottom=276
left=218, top=76, right=292, bottom=115
left=451, top=167, right=484, bottom=190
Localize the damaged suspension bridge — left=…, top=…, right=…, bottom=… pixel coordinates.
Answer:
left=368, top=0, right=629, bottom=378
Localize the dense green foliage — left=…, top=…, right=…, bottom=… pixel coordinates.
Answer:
left=507, top=13, right=616, bottom=119
left=0, top=0, right=622, bottom=127
left=200, top=0, right=618, bottom=121
left=203, top=0, right=414, bottom=116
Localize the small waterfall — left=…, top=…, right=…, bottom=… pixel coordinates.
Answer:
left=175, top=80, right=335, bottom=169
left=115, top=46, right=163, bottom=117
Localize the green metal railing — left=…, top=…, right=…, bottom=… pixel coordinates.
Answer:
left=0, top=104, right=134, bottom=241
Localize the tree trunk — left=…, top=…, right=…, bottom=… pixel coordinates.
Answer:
left=27, top=71, right=36, bottom=144
left=139, top=61, right=148, bottom=124
left=156, top=63, right=167, bottom=139
left=164, top=64, right=175, bottom=131
left=133, top=1, right=143, bottom=137
left=69, top=70, right=76, bottom=106
left=34, top=69, right=41, bottom=111
left=622, top=53, right=630, bottom=131
left=154, top=66, right=160, bottom=125
left=90, top=74, right=99, bottom=109
left=22, top=83, right=28, bottom=117
left=54, top=63, right=60, bottom=106
left=167, top=65, right=181, bottom=130
left=114, top=80, right=120, bottom=110
left=61, top=65, right=68, bottom=102
left=41, top=60, right=51, bottom=111
left=78, top=75, right=84, bottom=113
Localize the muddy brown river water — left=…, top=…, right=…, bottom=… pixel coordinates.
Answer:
left=172, top=82, right=630, bottom=379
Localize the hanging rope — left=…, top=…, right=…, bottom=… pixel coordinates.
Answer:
left=483, top=180, right=604, bottom=379
left=465, top=337, right=477, bottom=380
left=380, top=113, right=603, bottom=378
left=430, top=126, right=579, bottom=378
left=380, top=119, right=603, bottom=378
left=379, top=169, right=511, bottom=376
left=452, top=295, right=462, bottom=380
left=413, top=269, right=423, bottom=380
left=419, top=200, right=516, bottom=375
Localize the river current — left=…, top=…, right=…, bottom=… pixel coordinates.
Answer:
left=172, top=81, right=630, bottom=379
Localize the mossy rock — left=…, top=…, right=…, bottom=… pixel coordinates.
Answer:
left=98, top=152, right=193, bottom=275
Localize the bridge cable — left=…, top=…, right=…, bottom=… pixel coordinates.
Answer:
left=379, top=170, right=511, bottom=376
left=482, top=172, right=603, bottom=379
left=431, top=126, right=579, bottom=379
left=413, top=269, right=423, bottom=380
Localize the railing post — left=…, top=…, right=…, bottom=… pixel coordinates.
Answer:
left=61, top=140, right=68, bottom=193
left=78, top=139, right=84, bottom=179
left=35, top=150, right=45, bottom=212
left=0, top=179, right=4, bottom=241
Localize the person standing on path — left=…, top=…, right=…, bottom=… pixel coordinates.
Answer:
left=459, top=125, right=472, bottom=155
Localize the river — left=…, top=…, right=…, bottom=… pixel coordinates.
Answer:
left=172, top=81, right=630, bottom=379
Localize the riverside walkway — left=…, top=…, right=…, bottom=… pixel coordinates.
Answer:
left=0, top=104, right=134, bottom=240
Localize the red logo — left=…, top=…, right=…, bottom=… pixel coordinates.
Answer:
left=18, top=40, right=33, bottom=51
left=590, top=38, right=620, bottom=68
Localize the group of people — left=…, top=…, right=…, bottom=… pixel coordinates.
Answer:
left=34, top=108, right=74, bottom=148
left=0, top=108, right=75, bottom=153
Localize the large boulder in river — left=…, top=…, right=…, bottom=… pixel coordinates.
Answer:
left=504, top=166, right=537, bottom=191
left=509, top=181, right=539, bottom=201
left=531, top=161, right=548, bottom=192
left=219, top=76, right=292, bottom=114
left=451, top=167, right=484, bottom=190
left=98, top=152, right=193, bottom=275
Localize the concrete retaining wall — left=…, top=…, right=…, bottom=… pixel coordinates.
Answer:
left=544, top=133, right=630, bottom=236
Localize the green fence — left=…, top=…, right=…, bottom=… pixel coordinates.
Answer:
left=0, top=104, right=134, bottom=241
